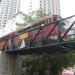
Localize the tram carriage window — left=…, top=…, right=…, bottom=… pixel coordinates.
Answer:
left=17, top=28, right=26, bottom=34
left=48, top=18, right=51, bottom=24
left=45, top=19, right=48, bottom=25
left=42, top=20, right=45, bottom=24
left=27, top=26, right=31, bottom=30
left=23, top=28, right=26, bottom=32
left=53, top=16, right=58, bottom=22
left=32, top=23, right=38, bottom=28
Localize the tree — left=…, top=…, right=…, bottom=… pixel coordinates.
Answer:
left=22, top=53, right=75, bottom=75
left=35, top=9, right=45, bottom=20
left=16, top=9, right=45, bottom=28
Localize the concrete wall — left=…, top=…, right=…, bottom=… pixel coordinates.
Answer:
left=0, top=51, right=22, bottom=75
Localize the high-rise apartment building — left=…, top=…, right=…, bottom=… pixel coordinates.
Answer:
left=40, top=0, right=61, bottom=16
left=0, top=0, right=20, bottom=29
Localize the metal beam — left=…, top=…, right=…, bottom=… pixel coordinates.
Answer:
left=43, top=23, right=57, bottom=43
left=61, top=44, right=75, bottom=50
left=3, top=40, right=8, bottom=50
left=31, top=26, right=43, bottom=44
left=61, top=21, right=75, bottom=41
left=5, top=41, right=75, bottom=54
left=18, top=15, right=75, bottom=36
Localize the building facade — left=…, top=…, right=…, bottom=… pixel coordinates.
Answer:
left=40, top=0, right=61, bottom=16
left=0, top=0, right=20, bottom=29
left=0, top=12, right=26, bottom=38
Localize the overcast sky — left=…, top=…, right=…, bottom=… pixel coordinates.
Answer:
left=20, top=0, right=75, bottom=18
left=60, top=0, right=75, bottom=18
left=20, top=0, right=39, bottom=14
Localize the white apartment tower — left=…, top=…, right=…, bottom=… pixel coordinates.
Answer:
left=40, top=0, right=61, bottom=16
left=0, top=0, right=20, bottom=29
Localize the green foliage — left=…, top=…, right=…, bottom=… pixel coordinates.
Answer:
left=24, top=15, right=34, bottom=25
left=16, top=22, right=25, bottom=26
left=35, top=9, right=45, bottom=20
left=16, top=9, right=45, bottom=27
left=22, top=53, right=75, bottom=75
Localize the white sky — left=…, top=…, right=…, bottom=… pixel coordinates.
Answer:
left=60, top=0, right=75, bottom=18
left=20, top=0, right=75, bottom=18
left=20, top=0, right=39, bottom=14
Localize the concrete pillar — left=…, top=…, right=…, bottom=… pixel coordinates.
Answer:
left=0, top=51, right=22, bottom=75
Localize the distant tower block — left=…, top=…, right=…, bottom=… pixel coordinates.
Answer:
left=40, top=0, right=61, bottom=16
left=0, top=0, right=20, bottom=29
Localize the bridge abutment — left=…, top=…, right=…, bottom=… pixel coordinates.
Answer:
left=0, top=51, right=22, bottom=75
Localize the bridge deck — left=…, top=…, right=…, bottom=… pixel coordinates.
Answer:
left=5, top=41, right=75, bottom=54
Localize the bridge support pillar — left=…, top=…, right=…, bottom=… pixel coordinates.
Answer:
left=0, top=51, right=22, bottom=75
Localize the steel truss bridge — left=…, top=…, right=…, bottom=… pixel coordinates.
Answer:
left=2, top=15, right=75, bottom=54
